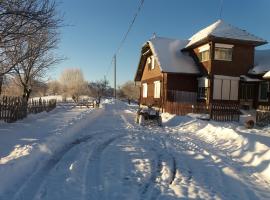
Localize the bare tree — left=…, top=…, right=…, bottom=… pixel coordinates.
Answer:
left=11, top=30, right=61, bottom=101
left=88, top=78, right=110, bottom=103
left=59, top=68, right=89, bottom=102
left=0, top=0, right=62, bottom=94
left=120, top=81, right=140, bottom=101
left=46, top=80, right=62, bottom=95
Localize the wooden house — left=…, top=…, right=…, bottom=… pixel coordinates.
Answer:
left=134, top=20, right=270, bottom=114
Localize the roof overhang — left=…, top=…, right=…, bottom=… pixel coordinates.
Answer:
left=134, top=43, right=152, bottom=82
left=182, top=35, right=267, bottom=51
left=240, top=75, right=263, bottom=82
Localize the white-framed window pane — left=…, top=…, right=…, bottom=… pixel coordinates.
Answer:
left=259, top=82, right=268, bottom=101
left=213, top=79, right=222, bottom=100
left=214, top=47, right=232, bottom=61
left=222, top=79, right=230, bottom=100
left=142, top=83, right=148, bottom=98
left=200, top=50, right=210, bottom=62
left=154, top=81, right=160, bottom=98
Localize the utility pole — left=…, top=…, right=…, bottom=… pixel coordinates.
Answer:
left=114, top=54, right=117, bottom=99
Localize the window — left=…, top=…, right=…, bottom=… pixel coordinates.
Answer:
left=198, top=87, right=208, bottom=99
left=259, top=82, right=269, bottom=101
left=151, top=56, right=155, bottom=70
left=142, top=83, right=148, bottom=98
left=240, top=84, right=255, bottom=100
left=199, top=50, right=210, bottom=62
left=154, top=81, right=161, bottom=98
left=198, top=44, right=210, bottom=62
left=214, top=43, right=233, bottom=61
left=213, top=75, right=239, bottom=100
left=147, top=56, right=155, bottom=70
left=197, top=77, right=209, bottom=100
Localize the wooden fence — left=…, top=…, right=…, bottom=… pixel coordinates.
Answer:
left=256, top=105, right=270, bottom=126
left=165, top=102, right=209, bottom=116
left=165, top=101, right=240, bottom=122
left=210, top=102, right=240, bottom=122
left=0, top=96, right=56, bottom=123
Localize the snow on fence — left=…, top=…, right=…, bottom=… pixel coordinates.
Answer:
left=0, top=96, right=56, bottom=123
left=256, top=105, right=270, bottom=126
left=165, top=101, right=240, bottom=122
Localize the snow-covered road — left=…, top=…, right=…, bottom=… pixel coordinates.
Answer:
left=1, top=100, right=270, bottom=200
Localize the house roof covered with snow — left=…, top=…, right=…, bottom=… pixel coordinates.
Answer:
left=134, top=37, right=200, bottom=81
left=249, top=49, right=270, bottom=75
left=149, top=37, right=200, bottom=74
left=185, top=20, right=267, bottom=48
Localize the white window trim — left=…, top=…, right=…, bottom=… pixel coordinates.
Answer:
left=198, top=44, right=210, bottom=52
left=154, top=81, right=161, bottom=98
left=214, top=44, right=233, bottom=61
left=258, top=82, right=269, bottom=102
left=151, top=56, right=155, bottom=69
left=215, top=43, right=234, bottom=48
left=142, top=83, right=148, bottom=98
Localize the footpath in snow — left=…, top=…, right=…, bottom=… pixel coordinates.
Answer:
left=0, top=100, right=270, bottom=200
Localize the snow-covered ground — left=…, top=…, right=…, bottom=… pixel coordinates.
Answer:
left=0, top=100, right=270, bottom=200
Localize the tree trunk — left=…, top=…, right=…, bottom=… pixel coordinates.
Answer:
left=0, top=76, right=3, bottom=95
left=23, top=87, right=32, bottom=102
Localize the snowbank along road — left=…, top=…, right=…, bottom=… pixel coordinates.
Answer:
left=0, top=100, right=270, bottom=200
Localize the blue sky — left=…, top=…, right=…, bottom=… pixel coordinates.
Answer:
left=50, top=0, right=270, bottom=86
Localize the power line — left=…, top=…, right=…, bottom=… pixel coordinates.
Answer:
left=105, top=0, right=145, bottom=79
left=115, top=0, right=145, bottom=55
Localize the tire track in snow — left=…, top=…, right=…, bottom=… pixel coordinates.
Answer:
left=84, top=134, right=126, bottom=200
left=138, top=135, right=177, bottom=200
left=12, top=131, right=110, bottom=200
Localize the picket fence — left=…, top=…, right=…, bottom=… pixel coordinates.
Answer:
left=0, top=96, right=56, bottom=123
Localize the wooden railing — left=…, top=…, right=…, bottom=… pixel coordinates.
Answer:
left=0, top=96, right=56, bottom=123
left=256, top=105, right=270, bottom=126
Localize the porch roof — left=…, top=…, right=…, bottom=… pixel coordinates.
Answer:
left=249, top=49, right=270, bottom=75
left=240, top=75, right=262, bottom=82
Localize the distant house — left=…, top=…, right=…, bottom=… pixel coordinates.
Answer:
left=134, top=20, right=270, bottom=113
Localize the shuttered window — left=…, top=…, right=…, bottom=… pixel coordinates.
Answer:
left=213, top=76, right=239, bottom=100
left=154, top=81, right=161, bottom=98
left=142, top=83, right=148, bottom=98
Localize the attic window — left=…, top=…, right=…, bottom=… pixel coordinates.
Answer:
left=147, top=56, right=155, bottom=70
left=214, top=43, right=233, bottom=61
left=198, top=44, right=210, bottom=62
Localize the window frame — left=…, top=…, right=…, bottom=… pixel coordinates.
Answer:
left=258, top=82, right=269, bottom=102
left=214, top=43, right=233, bottom=61
left=142, top=83, right=148, bottom=98
left=154, top=81, right=161, bottom=98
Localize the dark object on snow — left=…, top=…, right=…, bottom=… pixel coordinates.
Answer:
left=135, top=106, right=162, bottom=126
left=245, top=120, right=255, bottom=129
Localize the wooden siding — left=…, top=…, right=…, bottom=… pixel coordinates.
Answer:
left=211, top=43, right=254, bottom=76
left=140, top=76, right=163, bottom=107
left=167, top=73, right=198, bottom=92
left=141, top=57, right=162, bottom=81
left=193, top=45, right=211, bottom=73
